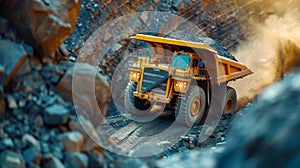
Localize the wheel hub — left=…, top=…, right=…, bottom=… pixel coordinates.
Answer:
left=190, top=98, right=201, bottom=117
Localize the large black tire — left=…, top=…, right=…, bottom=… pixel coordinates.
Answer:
left=176, top=86, right=206, bottom=127
left=223, top=86, right=237, bottom=114
left=124, top=82, right=152, bottom=119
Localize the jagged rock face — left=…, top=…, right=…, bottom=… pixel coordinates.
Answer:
left=0, top=0, right=81, bottom=57
left=66, top=0, right=253, bottom=57
left=217, top=69, right=300, bottom=167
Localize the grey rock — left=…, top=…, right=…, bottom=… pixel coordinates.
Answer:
left=4, top=125, right=15, bottom=135
left=40, top=133, right=49, bottom=142
left=41, top=95, right=56, bottom=106
left=172, top=0, right=183, bottom=11
left=0, top=40, right=28, bottom=86
left=22, top=134, right=41, bottom=152
left=43, top=104, right=70, bottom=126
left=18, top=99, right=27, bottom=108
left=42, top=155, right=65, bottom=168
left=64, top=152, right=88, bottom=168
left=0, top=138, right=14, bottom=150
left=50, top=75, right=61, bottom=85
left=40, top=142, right=50, bottom=154
left=51, top=146, right=64, bottom=161
left=59, top=131, right=84, bottom=152
left=0, top=150, right=25, bottom=168
left=25, top=101, right=41, bottom=114
left=22, top=146, right=41, bottom=164
left=88, top=150, right=106, bottom=168
left=34, top=115, right=44, bottom=127
left=7, top=95, right=18, bottom=109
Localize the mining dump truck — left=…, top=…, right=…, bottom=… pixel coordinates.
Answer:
left=125, top=34, right=253, bottom=126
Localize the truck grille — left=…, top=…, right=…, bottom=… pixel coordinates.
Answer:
left=141, top=68, right=169, bottom=94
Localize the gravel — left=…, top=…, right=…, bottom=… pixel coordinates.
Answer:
left=43, top=104, right=70, bottom=126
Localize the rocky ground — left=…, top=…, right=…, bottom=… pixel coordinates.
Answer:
left=1, top=0, right=300, bottom=168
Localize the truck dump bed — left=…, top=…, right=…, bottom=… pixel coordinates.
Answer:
left=131, top=34, right=253, bottom=84
left=216, top=55, right=253, bottom=83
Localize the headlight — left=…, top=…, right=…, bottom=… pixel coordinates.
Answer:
left=129, top=71, right=140, bottom=82
left=175, top=81, right=187, bottom=88
left=174, top=80, right=189, bottom=92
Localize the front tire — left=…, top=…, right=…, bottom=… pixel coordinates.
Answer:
left=124, top=82, right=153, bottom=121
left=176, top=85, right=206, bottom=126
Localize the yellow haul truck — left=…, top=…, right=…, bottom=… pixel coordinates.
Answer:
left=125, top=34, right=253, bottom=126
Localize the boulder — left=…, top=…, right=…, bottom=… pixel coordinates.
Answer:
left=217, top=70, right=300, bottom=167
left=0, top=150, right=26, bottom=168
left=0, top=40, right=28, bottom=86
left=0, top=0, right=81, bottom=57
left=56, top=63, right=111, bottom=125
left=59, top=131, right=84, bottom=152
left=43, top=104, right=70, bottom=126
left=64, top=152, right=88, bottom=168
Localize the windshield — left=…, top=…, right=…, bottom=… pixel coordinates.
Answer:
left=171, top=54, right=191, bottom=70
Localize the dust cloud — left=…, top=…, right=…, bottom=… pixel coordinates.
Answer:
left=229, top=0, right=300, bottom=108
